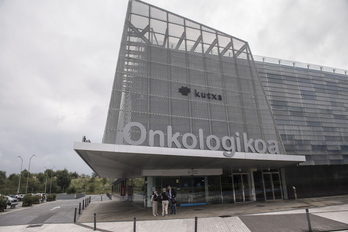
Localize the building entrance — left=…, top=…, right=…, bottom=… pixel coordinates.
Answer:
left=157, top=176, right=207, bottom=206
left=253, top=169, right=283, bottom=201
left=263, top=171, right=283, bottom=200
left=232, top=173, right=251, bottom=202
left=180, top=176, right=205, bottom=205
left=143, top=168, right=284, bottom=207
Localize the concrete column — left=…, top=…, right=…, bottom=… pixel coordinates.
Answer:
left=249, top=169, right=256, bottom=201
left=280, top=168, right=288, bottom=200
left=146, top=176, right=155, bottom=208
left=204, top=176, right=209, bottom=204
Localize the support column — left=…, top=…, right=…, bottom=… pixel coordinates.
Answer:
left=280, top=168, right=288, bottom=200
left=204, top=176, right=209, bottom=204
left=249, top=169, right=256, bottom=201
left=146, top=176, right=155, bottom=208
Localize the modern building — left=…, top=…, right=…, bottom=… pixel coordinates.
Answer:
left=74, top=0, right=348, bottom=207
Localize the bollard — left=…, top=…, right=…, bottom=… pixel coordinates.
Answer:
left=74, top=208, right=77, bottom=223
left=195, top=217, right=198, bottom=232
left=79, top=203, right=81, bottom=215
left=86, top=198, right=88, bottom=207
left=82, top=200, right=85, bottom=210
left=292, top=186, right=297, bottom=200
left=101, top=195, right=103, bottom=201
left=134, top=217, right=136, bottom=232
left=306, top=209, right=312, bottom=232
left=94, top=213, right=96, bottom=231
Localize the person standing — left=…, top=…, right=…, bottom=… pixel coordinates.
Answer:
left=161, top=188, right=169, bottom=216
left=150, top=189, right=159, bottom=216
left=167, top=185, right=177, bottom=214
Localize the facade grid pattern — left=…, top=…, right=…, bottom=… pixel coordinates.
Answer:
left=103, top=0, right=348, bottom=167
left=103, top=0, right=285, bottom=154
left=98, top=0, right=348, bottom=200
left=255, top=57, right=348, bottom=165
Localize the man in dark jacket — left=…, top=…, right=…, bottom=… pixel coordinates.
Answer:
left=167, top=185, right=177, bottom=214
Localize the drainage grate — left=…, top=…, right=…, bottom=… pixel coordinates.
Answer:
left=27, top=224, right=43, bottom=228
left=219, top=215, right=231, bottom=218
left=256, top=205, right=265, bottom=207
left=193, top=208, right=202, bottom=211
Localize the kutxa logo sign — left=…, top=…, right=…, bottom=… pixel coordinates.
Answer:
left=179, top=86, right=222, bottom=101
left=123, top=122, right=279, bottom=157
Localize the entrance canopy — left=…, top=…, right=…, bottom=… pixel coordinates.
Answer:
left=74, top=142, right=305, bottom=179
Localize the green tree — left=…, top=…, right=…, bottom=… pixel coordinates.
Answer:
left=87, top=183, right=95, bottom=193
left=36, top=172, right=46, bottom=183
left=0, top=169, right=108, bottom=195
left=7, top=174, right=19, bottom=194
left=102, top=177, right=107, bottom=186
left=0, top=171, right=8, bottom=194
left=55, top=169, right=71, bottom=192
left=91, top=172, right=97, bottom=178
left=67, top=186, right=77, bottom=194
left=17, top=170, right=29, bottom=193
left=69, top=171, right=79, bottom=179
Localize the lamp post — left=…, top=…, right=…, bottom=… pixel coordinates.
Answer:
left=17, top=156, right=23, bottom=194
left=44, top=167, right=48, bottom=194
left=49, top=166, right=55, bottom=194
left=25, top=155, right=35, bottom=194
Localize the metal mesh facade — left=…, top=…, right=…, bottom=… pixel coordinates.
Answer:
left=103, top=0, right=285, bottom=153
left=255, top=57, right=348, bottom=166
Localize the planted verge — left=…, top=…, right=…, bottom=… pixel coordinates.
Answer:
left=0, top=196, right=7, bottom=211
left=32, top=195, right=41, bottom=204
left=22, top=195, right=33, bottom=207
left=46, top=193, right=57, bottom=202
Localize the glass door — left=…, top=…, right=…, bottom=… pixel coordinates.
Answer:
left=272, top=173, right=282, bottom=199
left=232, top=173, right=250, bottom=202
left=179, top=176, right=206, bottom=205
left=262, top=171, right=283, bottom=200
left=192, top=177, right=205, bottom=203
left=263, top=173, right=274, bottom=200
left=253, top=171, right=265, bottom=201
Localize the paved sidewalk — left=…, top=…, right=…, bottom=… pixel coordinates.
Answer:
left=1, top=194, right=347, bottom=231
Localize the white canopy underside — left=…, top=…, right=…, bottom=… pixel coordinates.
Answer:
left=74, top=142, right=305, bottom=179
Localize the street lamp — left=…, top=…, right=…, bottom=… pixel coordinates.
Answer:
left=17, top=156, right=23, bottom=194
left=44, top=167, right=48, bottom=194
left=25, top=155, right=35, bottom=194
left=49, top=166, right=55, bottom=194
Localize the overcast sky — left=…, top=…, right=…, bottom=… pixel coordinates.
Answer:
left=1, top=0, right=347, bottom=177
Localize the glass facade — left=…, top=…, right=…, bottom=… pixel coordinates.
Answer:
left=255, top=56, right=348, bottom=166
left=103, top=0, right=284, bottom=153
left=106, top=0, right=348, bottom=204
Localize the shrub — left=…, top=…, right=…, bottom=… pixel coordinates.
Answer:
left=0, top=196, right=7, bottom=211
left=67, top=186, right=77, bottom=194
left=46, top=193, right=57, bottom=202
left=32, top=195, right=41, bottom=204
left=22, top=194, right=33, bottom=207
left=46, top=194, right=53, bottom=201
left=87, top=184, right=95, bottom=193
